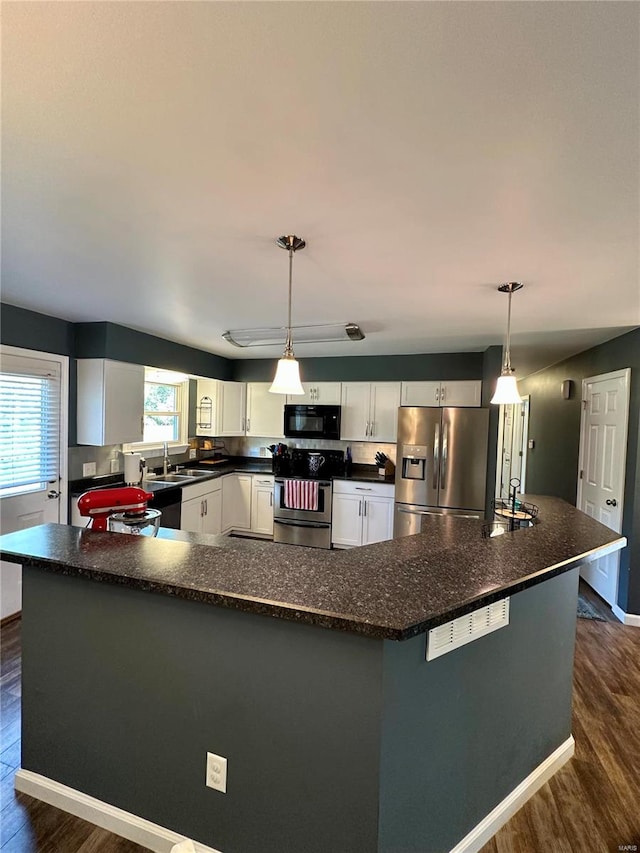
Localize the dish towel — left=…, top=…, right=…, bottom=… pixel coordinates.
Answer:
left=284, top=479, right=319, bottom=511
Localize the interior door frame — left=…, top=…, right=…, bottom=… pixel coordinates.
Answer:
left=0, top=344, right=69, bottom=523
left=576, top=368, right=630, bottom=515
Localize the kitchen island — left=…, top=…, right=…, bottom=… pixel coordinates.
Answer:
left=0, top=497, right=624, bottom=853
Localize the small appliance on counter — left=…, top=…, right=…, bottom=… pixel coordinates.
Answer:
left=123, top=452, right=146, bottom=486
left=77, top=486, right=161, bottom=536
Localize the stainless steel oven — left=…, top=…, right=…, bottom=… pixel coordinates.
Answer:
left=273, top=478, right=333, bottom=549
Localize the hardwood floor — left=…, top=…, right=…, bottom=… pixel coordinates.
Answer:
left=578, top=577, right=620, bottom=623
left=2, top=607, right=639, bottom=852
left=0, top=619, right=148, bottom=853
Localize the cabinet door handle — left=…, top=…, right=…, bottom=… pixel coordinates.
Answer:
left=270, top=492, right=273, bottom=506
left=435, top=388, right=439, bottom=403
left=363, top=500, right=367, bottom=517
left=370, top=421, right=375, bottom=437
left=441, top=385, right=446, bottom=403
left=247, top=418, right=250, bottom=432
left=200, top=501, right=204, bottom=517
left=358, top=500, right=362, bottom=517
left=355, top=486, right=372, bottom=491
left=204, top=499, right=208, bottom=515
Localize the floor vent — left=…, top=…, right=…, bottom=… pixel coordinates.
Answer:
left=426, top=598, right=510, bottom=661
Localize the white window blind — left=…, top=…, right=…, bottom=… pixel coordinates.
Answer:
left=0, top=355, right=61, bottom=494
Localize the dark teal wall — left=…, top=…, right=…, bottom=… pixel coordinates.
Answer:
left=75, top=322, right=232, bottom=379
left=519, top=328, right=640, bottom=613
left=231, top=351, right=484, bottom=383
left=1, top=303, right=75, bottom=356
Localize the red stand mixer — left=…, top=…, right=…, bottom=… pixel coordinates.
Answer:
left=77, top=487, right=161, bottom=536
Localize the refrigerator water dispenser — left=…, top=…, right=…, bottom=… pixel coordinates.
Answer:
left=401, top=445, right=427, bottom=480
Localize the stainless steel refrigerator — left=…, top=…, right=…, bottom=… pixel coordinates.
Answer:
left=394, top=406, right=489, bottom=537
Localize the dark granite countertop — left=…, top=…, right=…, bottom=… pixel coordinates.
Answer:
left=0, top=496, right=625, bottom=641
left=70, top=459, right=392, bottom=496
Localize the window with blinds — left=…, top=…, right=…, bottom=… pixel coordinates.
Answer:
left=0, top=355, right=61, bottom=497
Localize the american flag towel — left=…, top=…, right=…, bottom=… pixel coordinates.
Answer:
left=284, top=479, right=319, bottom=511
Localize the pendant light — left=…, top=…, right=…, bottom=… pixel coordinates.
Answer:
left=269, top=235, right=305, bottom=395
left=491, top=282, right=524, bottom=405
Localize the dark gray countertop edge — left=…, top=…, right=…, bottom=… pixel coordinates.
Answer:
left=1, top=533, right=625, bottom=641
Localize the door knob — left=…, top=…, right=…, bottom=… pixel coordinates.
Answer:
left=605, top=499, right=617, bottom=507
left=47, top=490, right=61, bottom=499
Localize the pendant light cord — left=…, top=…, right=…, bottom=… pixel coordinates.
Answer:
left=503, top=286, right=513, bottom=374
left=285, top=242, right=293, bottom=356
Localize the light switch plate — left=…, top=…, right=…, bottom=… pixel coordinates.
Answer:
left=189, top=449, right=197, bottom=460
left=82, top=462, right=96, bottom=477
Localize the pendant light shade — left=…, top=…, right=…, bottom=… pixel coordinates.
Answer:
left=491, top=374, right=523, bottom=405
left=270, top=353, right=304, bottom=395
left=269, top=234, right=306, bottom=395
left=491, top=282, right=524, bottom=405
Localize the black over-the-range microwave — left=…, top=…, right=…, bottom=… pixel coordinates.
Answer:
left=283, top=405, right=341, bottom=440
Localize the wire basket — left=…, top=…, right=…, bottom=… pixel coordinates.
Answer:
left=491, top=478, right=538, bottom=531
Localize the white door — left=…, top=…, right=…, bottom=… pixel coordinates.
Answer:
left=0, top=347, right=68, bottom=619
left=202, top=488, right=222, bottom=536
left=251, top=484, right=274, bottom=536
left=180, top=495, right=204, bottom=533
left=577, top=369, right=630, bottom=606
left=220, top=382, right=246, bottom=436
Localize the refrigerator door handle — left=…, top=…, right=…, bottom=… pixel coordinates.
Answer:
left=441, top=421, right=449, bottom=488
left=433, top=422, right=440, bottom=489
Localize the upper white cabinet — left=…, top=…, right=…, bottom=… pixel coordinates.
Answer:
left=400, top=380, right=482, bottom=408
left=219, top=381, right=246, bottom=435
left=195, top=380, right=246, bottom=436
left=77, top=359, right=144, bottom=446
left=246, top=383, right=286, bottom=437
left=340, top=382, right=401, bottom=442
left=287, top=383, right=342, bottom=406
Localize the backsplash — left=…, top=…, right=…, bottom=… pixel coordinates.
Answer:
left=69, top=436, right=396, bottom=480
left=217, top=436, right=397, bottom=466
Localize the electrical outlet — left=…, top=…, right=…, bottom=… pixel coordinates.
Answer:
left=206, top=752, right=227, bottom=793
left=260, top=446, right=269, bottom=458
left=189, top=448, right=197, bottom=460
left=110, top=458, right=119, bottom=473
left=82, top=462, right=96, bottom=477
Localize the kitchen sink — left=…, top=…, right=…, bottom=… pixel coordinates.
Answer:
left=176, top=469, right=213, bottom=477
left=149, top=473, right=198, bottom=483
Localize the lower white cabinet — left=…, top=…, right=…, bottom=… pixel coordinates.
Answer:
left=180, top=479, right=223, bottom=535
left=251, top=474, right=275, bottom=536
left=221, top=473, right=252, bottom=533
left=331, top=480, right=395, bottom=548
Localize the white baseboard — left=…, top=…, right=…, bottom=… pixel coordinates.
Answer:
left=449, top=736, right=575, bottom=853
left=14, top=770, right=222, bottom=853
left=15, top=738, right=575, bottom=853
left=612, top=605, right=640, bottom=627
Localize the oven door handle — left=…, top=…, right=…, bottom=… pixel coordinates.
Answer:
left=275, top=479, right=332, bottom=487
left=273, top=518, right=331, bottom=529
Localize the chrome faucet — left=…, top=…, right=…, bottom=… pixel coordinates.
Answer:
left=163, top=442, right=171, bottom=476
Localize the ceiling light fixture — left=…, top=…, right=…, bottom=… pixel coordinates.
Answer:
left=222, top=323, right=365, bottom=348
left=491, top=282, right=524, bottom=405
left=269, top=235, right=305, bottom=396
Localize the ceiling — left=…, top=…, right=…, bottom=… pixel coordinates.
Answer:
left=2, top=2, right=638, bottom=377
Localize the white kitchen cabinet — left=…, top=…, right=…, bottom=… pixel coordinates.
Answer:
left=219, top=381, right=247, bottom=436
left=331, top=481, right=395, bottom=548
left=340, top=382, right=401, bottom=442
left=246, top=383, right=286, bottom=438
left=400, top=380, right=482, bottom=408
left=195, top=380, right=246, bottom=436
left=181, top=479, right=222, bottom=534
left=287, top=382, right=342, bottom=406
left=221, top=473, right=252, bottom=533
left=195, top=379, right=219, bottom=436
left=251, top=474, right=275, bottom=536
left=77, top=359, right=145, bottom=446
